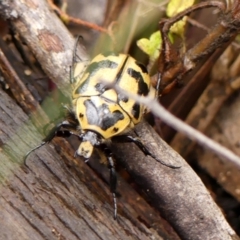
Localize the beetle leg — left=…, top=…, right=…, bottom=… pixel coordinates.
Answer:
left=100, top=144, right=118, bottom=220
left=24, top=120, right=75, bottom=166
left=112, top=135, right=153, bottom=157
left=112, top=135, right=180, bottom=168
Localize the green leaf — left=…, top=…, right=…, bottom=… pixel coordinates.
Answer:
left=166, top=0, right=195, bottom=37
left=137, top=31, right=162, bottom=64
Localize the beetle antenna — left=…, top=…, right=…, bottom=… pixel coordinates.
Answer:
left=24, top=142, right=47, bottom=166
left=100, top=143, right=118, bottom=219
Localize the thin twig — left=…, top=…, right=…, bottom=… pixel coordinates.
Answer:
left=47, top=0, right=109, bottom=34
left=103, top=80, right=240, bottom=167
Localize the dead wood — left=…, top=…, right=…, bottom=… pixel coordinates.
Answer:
left=0, top=87, right=177, bottom=240
left=170, top=43, right=240, bottom=207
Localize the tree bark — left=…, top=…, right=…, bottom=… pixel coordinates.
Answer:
left=0, top=88, right=175, bottom=240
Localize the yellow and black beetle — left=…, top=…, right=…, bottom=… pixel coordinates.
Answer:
left=25, top=36, right=174, bottom=219
left=71, top=51, right=156, bottom=159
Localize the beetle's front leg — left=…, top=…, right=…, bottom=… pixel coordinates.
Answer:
left=99, top=143, right=118, bottom=220
left=24, top=120, right=75, bottom=166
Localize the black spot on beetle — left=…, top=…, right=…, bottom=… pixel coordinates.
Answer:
left=113, top=127, right=119, bottom=132
left=101, top=110, right=124, bottom=130
left=74, top=60, right=118, bottom=95
left=127, top=68, right=149, bottom=96
left=135, top=61, right=148, bottom=73
left=132, top=103, right=140, bottom=120
left=87, top=60, right=118, bottom=73
left=84, top=99, right=124, bottom=131
left=79, top=113, right=84, bottom=118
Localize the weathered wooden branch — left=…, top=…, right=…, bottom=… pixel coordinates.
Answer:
left=0, top=87, right=177, bottom=239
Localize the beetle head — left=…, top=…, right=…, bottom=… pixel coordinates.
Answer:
left=76, top=131, right=100, bottom=159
